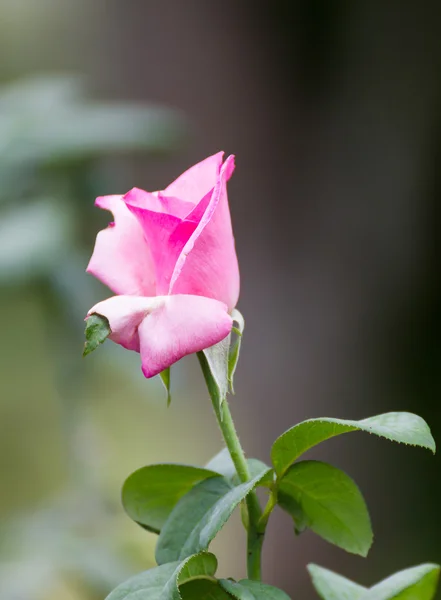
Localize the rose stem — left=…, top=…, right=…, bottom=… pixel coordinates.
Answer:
left=197, top=351, right=264, bottom=581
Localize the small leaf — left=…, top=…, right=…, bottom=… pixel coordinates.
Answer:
left=307, top=564, right=367, bottom=600
left=180, top=580, right=234, bottom=599
left=122, top=464, right=219, bottom=533
left=205, top=448, right=273, bottom=487
left=159, top=368, right=171, bottom=406
left=278, top=461, right=372, bottom=556
left=202, top=336, right=231, bottom=411
left=156, top=469, right=270, bottom=564
left=228, top=309, right=245, bottom=393
left=366, top=563, right=440, bottom=600
left=105, top=552, right=218, bottom=600
left=271, top=412, right=436, bottom=477
left=220, top=579, right=291, bottom=600
left=83, top=313, right=111, bottom=357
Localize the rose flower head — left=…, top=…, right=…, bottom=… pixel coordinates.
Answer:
left=85, top=152, right=239, bottom=378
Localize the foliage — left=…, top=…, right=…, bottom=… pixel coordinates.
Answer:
left=93, top=320, right=438, bottom=599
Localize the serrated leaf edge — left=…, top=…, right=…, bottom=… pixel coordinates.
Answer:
left=272, top=412, right=436, bottom=478
left=170, top=552, right=218, bottom=600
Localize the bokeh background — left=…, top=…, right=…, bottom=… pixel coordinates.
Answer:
left=1, top=1, right=441, bottom=598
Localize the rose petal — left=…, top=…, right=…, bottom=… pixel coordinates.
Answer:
left=124, top=199, right=198, bottom=295
left=124, top=187, right=194, bottom=218
left=123, top=187, right=163, bottom=212
left=169, top=155, right=240, bottom=311
left=87, top=294, right=232, bottom=378
left=162, top=151, right=224, bottom=205
left=86, top=195, right=156, bottom=296
left=138, top=294, right=233, bottom=378
left=157, top=194, right=195, bottom=219
left=88, top=295, right=161, bottom=352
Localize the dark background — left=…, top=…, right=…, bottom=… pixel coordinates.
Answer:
left=1, top=1, right=440, bottom=598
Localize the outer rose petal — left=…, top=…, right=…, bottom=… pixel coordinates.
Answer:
left=88, top=295, right=161, bottom=352
left=86, top=195, right=156, bottom=296
left=170, top=155, right=239, bottom=311
left=162, top=151, right=224, bottom=205
left=87, top=294, right=233, bottom=378
left=138, top=294, right=232, bottom=378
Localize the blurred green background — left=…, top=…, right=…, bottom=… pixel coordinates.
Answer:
left=1, top=1, right=441, bottom=598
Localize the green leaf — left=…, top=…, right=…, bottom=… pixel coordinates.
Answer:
left=308, top=563, right=440, bottom=600
left=278, top=461, right=372, bottom=556
left=202, top=336, right=231, bottom=411
left=105, top=561, right=179, bottom=600
left=271, top=412, right=436, bottom=477
left=205, top=448, right=273, bottom=487
left=156, top=476, right=231, bottom=564
left=106, top=552, right=218, bottom=600
left=180, top=579, right=234, bottom=599
left=159, top=368, right=171, bottom=406
left=177, top=553, right=219, bottom=587
left=171, top=553, right=219, bottom=600
left=220, top=579, right=291, bottom=600
left=83, top=313, right=111, bottom=357
left=156, top=469, right=270, bottom=564
left=122, top=464, right=219, bottom=533
left=228, top=309, right=245, bottom=393
left=307, top=564, right=367, bottom=600
left=366, top=563, right=440, bottom=600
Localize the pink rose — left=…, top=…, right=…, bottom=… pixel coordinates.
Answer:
left=86, top=152, right=239, bottom=378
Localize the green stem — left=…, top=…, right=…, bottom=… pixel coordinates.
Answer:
left=197, top=352, right=264, bottom=581
left=219, top=400, right=264, bottom=581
